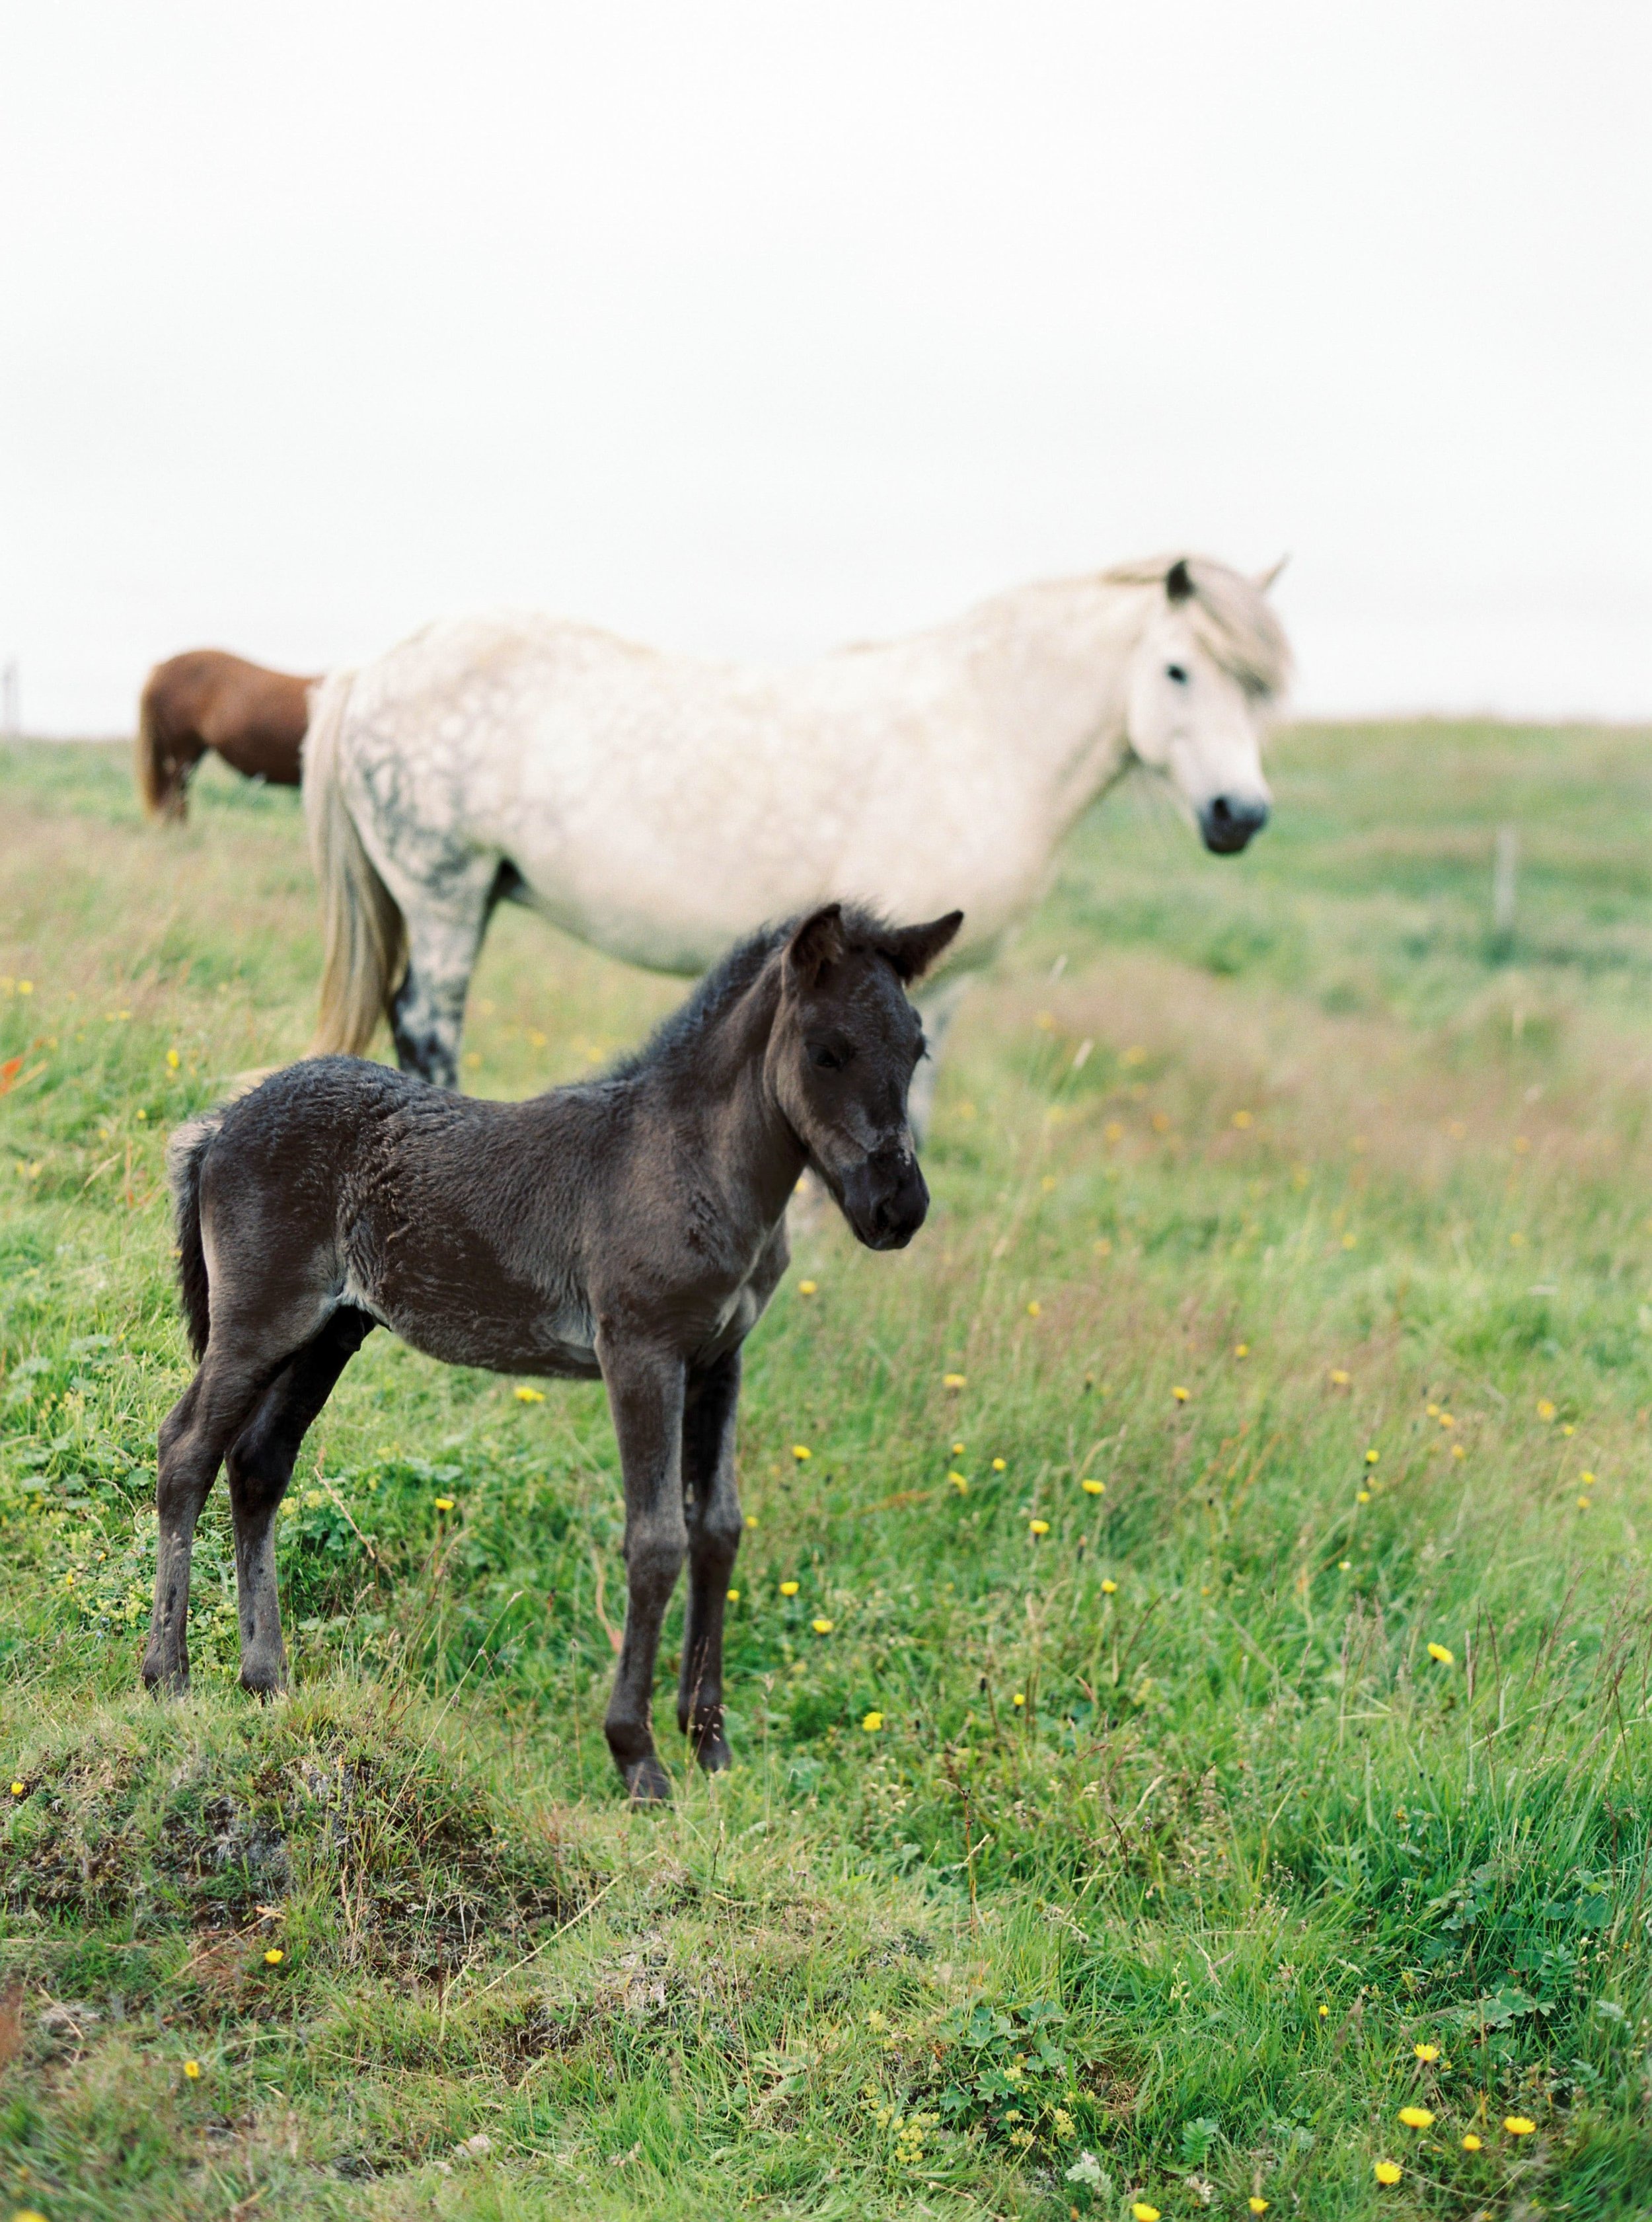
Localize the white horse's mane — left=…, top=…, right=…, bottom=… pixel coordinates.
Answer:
left=1101, top=555, right=1293, bottom=701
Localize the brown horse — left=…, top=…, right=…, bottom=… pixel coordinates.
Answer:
left=136, top=651, right=317, bottom=823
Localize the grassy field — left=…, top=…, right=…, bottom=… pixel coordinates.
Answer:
left=2, top=722, right=1651, bottom=2221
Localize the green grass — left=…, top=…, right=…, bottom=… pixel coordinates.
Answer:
left=2, top=723, right=1651, bottom=2219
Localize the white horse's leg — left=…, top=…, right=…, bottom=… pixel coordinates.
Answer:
left=909, top=974, right=972, bottom=1140
left=388, top=857, right=501, bottom=1088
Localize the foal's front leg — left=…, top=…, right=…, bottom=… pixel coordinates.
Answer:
left=597, top=1332, right=687, bottom=1802
left=677, top=1348, right=744, bottom=1772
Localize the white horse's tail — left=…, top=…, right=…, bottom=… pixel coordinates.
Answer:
left=303, top=670, right=405, bottom=1058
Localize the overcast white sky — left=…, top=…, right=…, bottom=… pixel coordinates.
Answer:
left=1, top=2, right=1648, bottom=732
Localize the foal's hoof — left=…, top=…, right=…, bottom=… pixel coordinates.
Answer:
left=238, top=1666, right=287, bottom=1702
left=622, top=1755, right=673, bottom=1806
left=139, top=1654, right=188, bottom=1700
left=683, top=1717, right=732, bottom=1774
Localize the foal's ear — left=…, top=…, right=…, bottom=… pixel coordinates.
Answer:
left=787, top=903, right=848, bottom=985
left=1165, top=558, right=1195, bottom=603
left=882, top=909, right=964, bottom=984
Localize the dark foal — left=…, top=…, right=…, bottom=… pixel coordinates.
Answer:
left=136, top=649, right=316, bottom=823
left=141, top=902, right=961, bottom=1800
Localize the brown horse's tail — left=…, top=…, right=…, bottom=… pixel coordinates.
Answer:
left=303, top=670, right=405, bottom=1057
left=135, top=666, right=188, bottom=823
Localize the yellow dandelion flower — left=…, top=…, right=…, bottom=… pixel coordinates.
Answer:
left=15, top=980, right=32, bottom=995
left=1561, top=1422, right=1574, bottom=1435
left=433, top=1496, right=454, bottom=1512
left=948, top=1471, right=969, bottom=1496
left=1172, top=1385, right=1189, bottom=1402
left=1365, top=1448, right=1380, bottom=1465
left=1232, top=1109, right=1254, bottom=1129
left=9, top=1781, right=24, bottom=1797
left=991, top=1456, right=1006, bottom=1471
left=1413, top=2042, right=1439, bottom=2062
left=1317, top=2003, right=1330, bottom=2017
left=1234, top=1342, right=1250, bottom=1357
left=1100, top=1577, right=1118, bottom=1594
left=165, top=1048, right=180, bottom=1070
left=1374, top=2161, right=1402, bottom=2185
left=1503, top=2116, right=1536, bottom=2136
left=943, top=1372, right=966, bottom=1389
left=780, top=1580, right=799, bottom=1596
left=1537, top=1399, right=1556, bottom=1421
left=1577, top=1496, right=1591, bottom=1510
left=1427, top=1642, right=1454, bottom=1665
left=744, top=1513, right=759, bottom=1528
left=1249, top=2202, right=1268, bottom=2215
left=1012, top=1692, right=1026, bottom=1707
left=811, top=1617, right=833, bottom=1635
left=1460, top=2133, right=1482, bottom=2151
left=1439, top=1410, right=1454, bottom=1426
left=1029, top=1518, right=1050, bottom=1536
left=1451, top=1444, right=1466, bottom=1459
left=1357, top=1489, right=1372, bottom=1504
left=184, top=2057, right=202, bottom=2078
left=1581, top=1470, right=1596, bottom=1484
left=861, top=1710, right=883, bottom=1732
left=726, top=1588, right=739, bottom=1603
left=1338, top=1559, right=1351, bottom=1571
left=1330, top=1368, right=1351, bottom=1385
left=513, top=1384, right=545, bottom=1402
left=798, top=1279, right=818, bottom=1295
left=952, top=1440, right=965, bottom=1454
left=13, top=2210, right=50, bottom=2222
left=264, top=1948, right=284, bottom=1966
left=1398, top=2105, right=1434, bottom=2128
left=1026, top=1301, right=1042, bottom=1317
left=1131, top=2206, right=1161, bottom=2222
left=792, top=1443, right=811, bottom=1461
left=1081, top=1478, right=1105, bottom=1495
left=1426, top=1401, right=1440, bottom=1417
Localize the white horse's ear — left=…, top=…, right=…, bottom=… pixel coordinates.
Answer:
left=787, top=903, right=847, bottom=985
left=1165, top=558, right=1195, bottom=603
left=883, top=910, right=963, bottom=984
left=1256, top=554, right=1289, bottom=592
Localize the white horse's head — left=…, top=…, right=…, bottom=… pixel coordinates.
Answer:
left=1116, top=556, right=1291, bottom=856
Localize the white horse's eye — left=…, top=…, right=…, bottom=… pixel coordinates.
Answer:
left=1166, top=663, right=1189, bottom=685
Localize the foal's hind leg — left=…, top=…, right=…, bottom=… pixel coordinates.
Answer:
left=387, top=858, right=502, bottom=1089
left=224, top=1308, right=375, bottom=1696
left=141, top=1351, right=282, bottom=1695
left=676, top=1349, right=744, bottom=1773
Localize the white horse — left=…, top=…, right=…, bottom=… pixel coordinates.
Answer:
left=303, top=554, right=1290, bottom=1116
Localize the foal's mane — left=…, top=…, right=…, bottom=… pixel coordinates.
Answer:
left=1102, top=554, right=1293, bottom=701
left=601, top=905, right=899, bottom=1085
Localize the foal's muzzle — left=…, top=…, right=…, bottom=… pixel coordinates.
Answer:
left=838, top=1146, right=930, bottom=1250
left=1199, top=794, right=1270, bottom=855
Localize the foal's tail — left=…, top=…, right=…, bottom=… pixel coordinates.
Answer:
left=303, top=670, right=406, bottom=1058
left=135, top=664, right=188, bottom=824
left=166, top=1113, right=223, bottom=1360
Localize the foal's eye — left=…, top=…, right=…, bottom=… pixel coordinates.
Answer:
left=809, top=1043, right=849, bottom=1071
left=1166, top=663, right=1189, bottom=685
